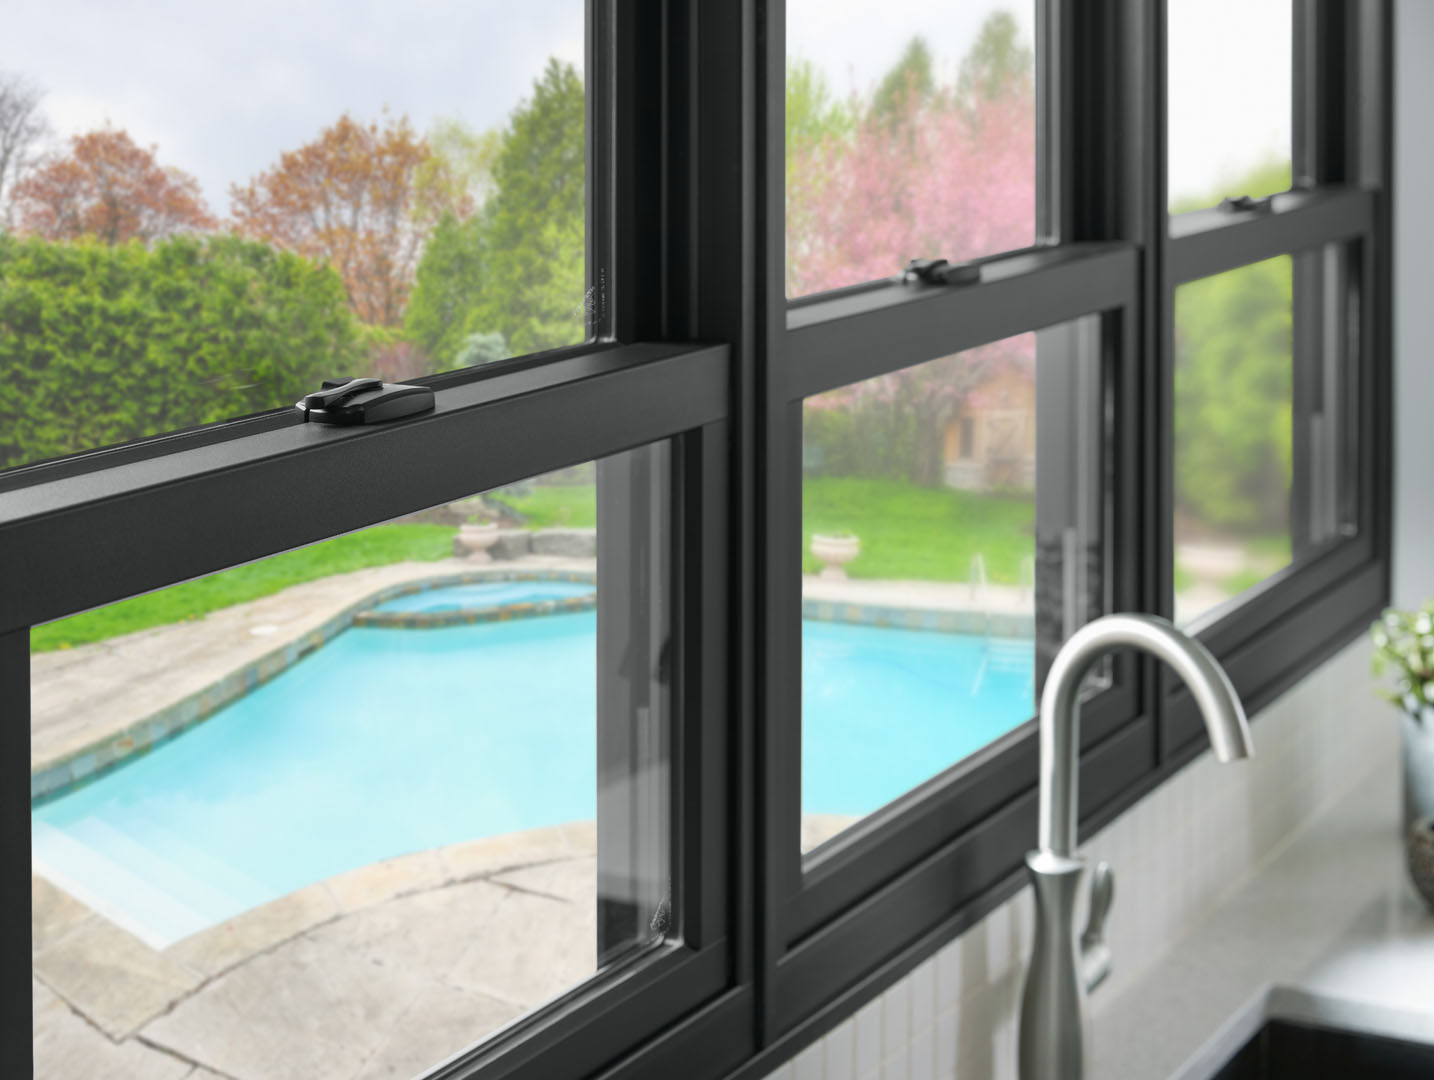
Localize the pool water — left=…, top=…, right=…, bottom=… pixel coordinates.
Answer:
left=371, top=580, right=594, bottom=614
left=32, top=589, right=1033, bottom=947
left=802, top=620, right=1034, bottom=817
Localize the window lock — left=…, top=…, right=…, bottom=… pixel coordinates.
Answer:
left=1217, top=194, right=1276, bottom=216
left=297, top=377, right=435, bottom=426
left=902, top=257, right=981, bottom=287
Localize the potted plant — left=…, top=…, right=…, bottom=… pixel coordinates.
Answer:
left=810, top=531, right=859, bottom=581
left=1370, top=602, right=1434, bottom=909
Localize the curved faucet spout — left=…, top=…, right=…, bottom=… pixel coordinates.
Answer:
left=1019, top=614, right=1252, bottom=1080
left=1019, top=615, right=1250, bottom=1080
left=1037, top=613, right=1253, bottom=857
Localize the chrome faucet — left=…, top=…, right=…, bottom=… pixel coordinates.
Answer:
left=1018, top=614, right=1253, bottom=1080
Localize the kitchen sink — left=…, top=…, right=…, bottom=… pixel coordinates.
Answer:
left=1208, top=1019, right=1434, bottom=1079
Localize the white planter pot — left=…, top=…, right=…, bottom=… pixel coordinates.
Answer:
left=458, top=523, right=501, bottom=562
left=811, top=534, right=859, bottom=581
left=1403, top=709, right=1434, bottom=835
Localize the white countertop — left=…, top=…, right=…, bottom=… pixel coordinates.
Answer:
left=1090, top=761, right=1434, bottom=1079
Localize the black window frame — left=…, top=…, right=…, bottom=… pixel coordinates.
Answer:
left=4, top=2, right=1392, bottom=1078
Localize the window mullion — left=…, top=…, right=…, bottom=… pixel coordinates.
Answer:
left=1, top=628, right=29, bottom=1078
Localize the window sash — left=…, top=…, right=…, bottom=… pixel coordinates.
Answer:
left=8, top=1, right=1392, bottom=1077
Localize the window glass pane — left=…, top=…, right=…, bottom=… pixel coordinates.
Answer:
left=1173, top=251, right=1354, bottom=625
left=2, top=2, right=589, bottom=474
left=801, top=319, right=1104, bottom=853
left=785, top=1, right=1038, bottom=298
left=1167, top=0, right=1292, bottom=212
left=31, top=447, right=671, bottom=1076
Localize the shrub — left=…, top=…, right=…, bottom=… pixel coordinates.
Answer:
left=0, top=231, right=364, bottom=469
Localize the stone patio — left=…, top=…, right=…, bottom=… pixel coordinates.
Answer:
left=33, top=823, right=599, bottom=1080
left=34, top=812, right=861, bottom=1078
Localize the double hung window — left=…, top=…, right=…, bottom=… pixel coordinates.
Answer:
left=6, top=2, right=1390, bottom=1077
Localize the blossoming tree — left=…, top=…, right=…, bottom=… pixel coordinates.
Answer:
left=789, top=16, right=1037, bottom=488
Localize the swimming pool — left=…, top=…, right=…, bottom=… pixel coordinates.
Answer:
left=32, top=584, right=1033, bottom=946
left=370, top=580, right=595, bottom=614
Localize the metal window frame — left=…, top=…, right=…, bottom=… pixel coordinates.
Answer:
left=5, top=1, right=1392, bottom=1078
left=724, top=0, right=1394, bottom=1074
left=8, top=3, right=763, bottom=1078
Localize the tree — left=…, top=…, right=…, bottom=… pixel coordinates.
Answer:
left=1170, top=159, right=1297, bottom=537
left=0, top=73, right=51, bottom=227
left=412, top=117, right=502, bottom=222
left=465, top=59, right=587, bottom=357
left=1174, top=255, right=1293, bottom=535
left=785, top=59, right=850, bottom=168
left=786, top=28, right=1034, bottom=295
left=871, top=38, right=935, bottom=126
left=405, top=59, right=587, bottom=366
left=231, top=112, right=437, bottom=326
left=403, top=211, right=487, bottom=366
left=955, top=12, right=1033, bottom=108
left=788, top=19, right=1038, bottom=485
left=12, top=126, right=214, bottom=245
left=455, top=330, right=507, bottom=367
left=0, top=232, right=362, bottom=469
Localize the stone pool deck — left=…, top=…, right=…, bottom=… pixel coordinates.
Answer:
left=34, top=813, right=860, bottom=1079
left=802, top=575, right=1034, bottom=637
left=33, top=823, right=601, bottom=1080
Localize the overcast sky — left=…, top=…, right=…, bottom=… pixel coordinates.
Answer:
left=6, top=0, right=1288, bottom=216
left=3, top=0, right=584, bottom=213
left=789, top=0, right=1292, bottom=207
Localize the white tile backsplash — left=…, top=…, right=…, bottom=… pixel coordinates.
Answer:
left=762, top=637, right=1397, bottom=1080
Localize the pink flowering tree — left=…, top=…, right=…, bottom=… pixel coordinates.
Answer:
left=791, top=16, right=1037, bottom=487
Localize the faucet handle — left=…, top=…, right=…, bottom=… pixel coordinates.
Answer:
left=1080, top=861, right=1114, bottom=992
left=1085, top=861, right=1114, bottom=938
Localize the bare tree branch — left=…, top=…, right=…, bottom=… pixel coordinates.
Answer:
left=0, top=72, right=51, bottom=226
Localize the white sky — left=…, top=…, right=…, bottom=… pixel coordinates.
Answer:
left=6, top=0, right=1290, bottom=216
left=1167, top=0, right=1292, bottom=203
left=789, top=0, right=1292, bottom=206
left=3, top=0, right=584, bottom=214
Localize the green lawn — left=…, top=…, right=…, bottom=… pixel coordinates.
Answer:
left=31, top=524, right=456, bottom=653
left=34, top=478, right=1031, bottom=652
left=493, top=483, right=596, bottom=529
left=802, top=476, right=1035, bottom=584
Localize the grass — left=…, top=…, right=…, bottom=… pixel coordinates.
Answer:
left=1173, top=562, right=1196, bottom=594
left=493, top=484, right=596, bottom=529
left=802, top=476, right=1035, bottom=584
left=1174, top=532, right=1292, bottom=601
left=36, top=478, right=1028, bottom=652
left=31, top=524, right=456, bottom=653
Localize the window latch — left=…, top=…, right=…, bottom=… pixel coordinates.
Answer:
left=1217, top=194, right=1276, bottom=216
left=297, top=377, right=435, bottom=426
left=902, top=257, right=981, bottom=287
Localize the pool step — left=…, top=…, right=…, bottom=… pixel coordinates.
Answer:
left=32, top=816, right=273, bottom=948
left=118, top=817, right=275, bottom=911
left=33, top=821, right=219, bottom=947
left=983, top=639, right=1032, bottom=672
left=971, top=639, right=1033, bottom=696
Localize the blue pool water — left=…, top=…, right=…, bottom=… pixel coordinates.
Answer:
left=32, top=589, right=1033, bottom=946
left=371, top=580, right=594, bottom=614
left=802, top=621, right=1034, bottom=816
